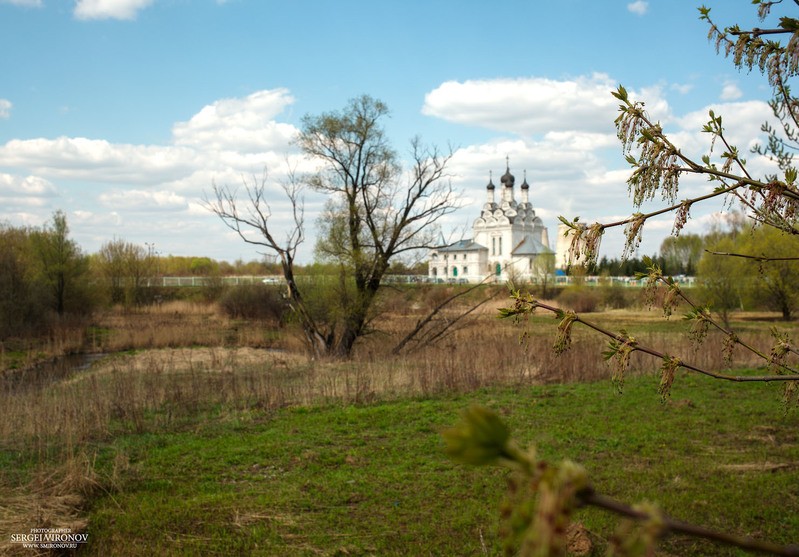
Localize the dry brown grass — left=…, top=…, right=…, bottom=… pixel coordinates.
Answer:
left=0, top=450, right=104, bottom=556
left=87, top=300, right=278, bottom=352
left=0, top=294, right=786, bottom=554
left=2, top=299, right=781, bottom=452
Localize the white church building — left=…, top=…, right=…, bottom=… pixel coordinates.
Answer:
left=428, top=161, right=554, bottom=283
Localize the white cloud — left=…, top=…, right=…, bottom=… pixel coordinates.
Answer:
left=543, top=130, right=618, bottom=152
left=422, top=74, right=668, bottom=137
left=0, top=87, right=301, bottom=197
left=172, top=89, right=298, bottom=154
left=670, top=83, right=693, bottom=95
left=422, top=75, right=675, bottom=224
left=0, top=80, right=774, bottom=263
left=0, top=173, right=57, bottom=196
left=0, top=137, right=200, bottom=184
left=720, top=81, right=743, bottom=101
left=0, top=113, right=300, bottom=195
left=446, top=134, right=621, bottom=223
left=421, top=74, right=787, bottom=260
left=73, top=0, right=155, bottom=21
left=627, top=1, right=648, bottom=16
left=0, top=173, right=58, bottom=207
left=0, top=87, right=311, bottom=259
left=71, top=209, right=122, bottom=227
left=0, top=99, right=11, bottom=119
left=630, top=84, right=672, bottom=123
left=98, top=189, right=188, bottom=212
left=672, top=100, right=772, bottom=147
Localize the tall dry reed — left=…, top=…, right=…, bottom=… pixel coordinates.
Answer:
left=0, top=297, right=783, bottom=554
left=2, top=302, right=779, bottom=456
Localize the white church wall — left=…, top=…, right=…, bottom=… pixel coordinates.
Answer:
left=427, top=162, right=554, bottom=284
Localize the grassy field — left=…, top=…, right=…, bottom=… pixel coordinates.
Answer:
left=76, top=373, right=798, bottom=556
left=1, top=293, right=797, bottom=556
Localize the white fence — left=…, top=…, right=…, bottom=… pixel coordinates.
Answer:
left=151, top=276, right=281, bottom=287
left=555, top=275, right=696, bottom=287
left=148, top=275, right=696, bottom=287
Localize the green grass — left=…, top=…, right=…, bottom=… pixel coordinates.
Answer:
left=82, top=373, right=799, bottom=556
left=87, top=401, right=502, bottom=555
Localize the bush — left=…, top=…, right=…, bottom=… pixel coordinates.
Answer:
left=0, top=226, right=50, bottom=339
left=556, top=286, right=601, bottom=313
left=217, top=285, right=288, bottom=322
left=598, top=283, right=638, bottom=310
left=198, top=276, right=226, bottom=303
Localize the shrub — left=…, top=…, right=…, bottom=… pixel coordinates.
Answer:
left=0, top=225, right=51, bottom=339
left=556, top=286, right=601, bottom=313
left=217, top=285, right=288, bottom=322
left=198, top=275, right=226, bottom=303
left=597, top=283, right=637, bottom=310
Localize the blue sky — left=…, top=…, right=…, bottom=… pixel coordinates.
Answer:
left=0, top=0, right=783, bottom=264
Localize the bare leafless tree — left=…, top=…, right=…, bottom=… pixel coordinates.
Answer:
left=207, top=96, right=460, bottom=358
left=205, top=169, right=334, bottom=356
left=298, top=96, right=459, bottom=357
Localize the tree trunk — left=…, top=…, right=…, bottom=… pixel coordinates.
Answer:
left=334, top=324, right=360, bottom=358
left=305, top=327, right=334, bottom=359
left=281, top=260, right=337, bottom=359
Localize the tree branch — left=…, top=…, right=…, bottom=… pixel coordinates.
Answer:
left=706, top=250, right=799, bottom=262
left=580, top=488, right=799, bottom=556
left=503, top=296, right=799, bottom=382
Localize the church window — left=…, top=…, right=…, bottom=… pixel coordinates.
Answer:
left=491, top=237, right=496, bottom=256
left=463, top=266, right=468, bottom=275
left=499, top=237, right=503, bottom=255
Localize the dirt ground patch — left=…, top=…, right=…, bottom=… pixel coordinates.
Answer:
left=94, top=346, right=307, bottom=374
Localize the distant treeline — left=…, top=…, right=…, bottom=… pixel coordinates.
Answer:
left=2, top=211, right=797, bottom=343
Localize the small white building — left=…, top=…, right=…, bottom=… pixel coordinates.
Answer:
left=428, top=162, right=554, bottom=283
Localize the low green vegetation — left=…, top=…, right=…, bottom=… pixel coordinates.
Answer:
left=1, top=207, right=796, bottom=555
left=79, top=372, right=798, bottom=556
